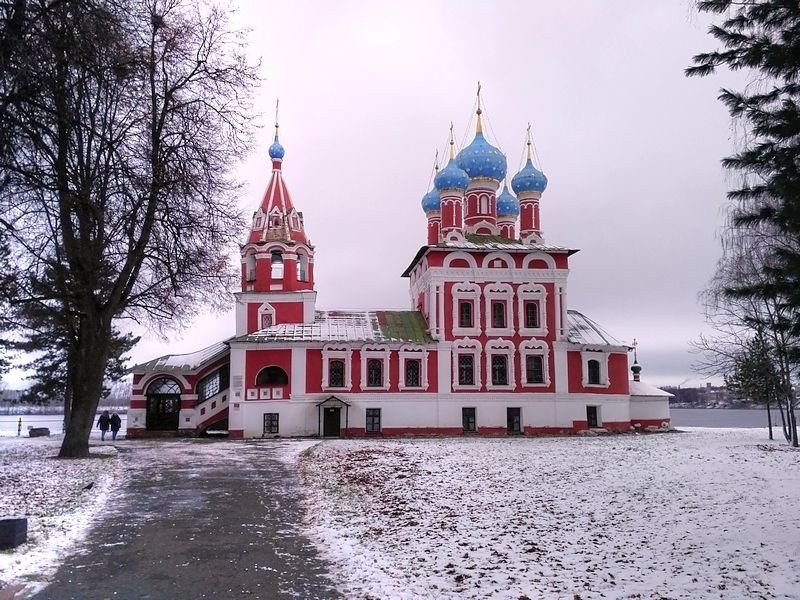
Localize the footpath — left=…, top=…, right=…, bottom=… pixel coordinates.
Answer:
left=34, top=439, right=340, bottom=599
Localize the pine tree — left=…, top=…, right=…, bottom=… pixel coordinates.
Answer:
left=688, top=0, right=800, bottom=446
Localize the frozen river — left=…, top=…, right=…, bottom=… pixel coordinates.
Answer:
left=0, top=413, right=128, bottom=437
left=0, top=408, right=782, bottom=437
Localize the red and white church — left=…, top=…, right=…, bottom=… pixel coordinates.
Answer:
left=128, top=101, right=671, bottom=439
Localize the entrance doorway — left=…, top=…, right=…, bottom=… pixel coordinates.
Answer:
left=146, top=377, right=181, bottom=431
left=507, top=407, right=521, bottom=434
left=323, top=407, right=341, bottom=437
left=586, top=406, right=599, bottom=428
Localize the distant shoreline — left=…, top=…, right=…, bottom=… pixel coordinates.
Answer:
left=0, top=407, right=128, bottom=416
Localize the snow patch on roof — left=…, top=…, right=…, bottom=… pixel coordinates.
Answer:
left=566, top=310, right=626, bottom=347
left=133, top=341, right=229, bottom=373
left=237, top=310, right=433, bottom=344
left=629, top=380, right=674, bottom=398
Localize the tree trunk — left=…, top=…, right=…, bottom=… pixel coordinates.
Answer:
left=62, top=356, right=73, bottom=434
left=766, top=399, right=773, bottom=440
left=776, top=395, right=790, bottom=442
left=789, top=401, right=799, bottom=448
left=58, top=318, right=111, bottom=458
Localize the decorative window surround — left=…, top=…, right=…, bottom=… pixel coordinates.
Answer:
left=480, top=252, right=515, bottom=269
left=517, top=283, right=548, bottom=338
left=522, top=253, right=556, bottom=270
left=520, top=340, right=550, bottom=386
left=258, top=303, right=276, bottom=329
left=452, top=338, right=482, bottom=391
left=484, top=283, right=514, bottom=337
left=322, top=344, right=352, bottom=391
left=443, top=251, right=477, bottom=269
left=399, top=345, right=429, bottom=390
left=452, top=282, right=481, bottom=337
left=581, top=349, right=611, bottom=388
left=360, top=345, right=391, bottom=390
left=486, top=339, right=515, bottom=390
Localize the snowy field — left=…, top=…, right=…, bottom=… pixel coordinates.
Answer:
left=298, top=429, right=800, bottom=600
left=0, top=437, right=121, bottom=597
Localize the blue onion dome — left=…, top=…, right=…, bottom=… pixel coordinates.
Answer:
left=268, top=124, right=285, bottom=159
left=496, top=184, right=519, bottom=217
left=511, top=158, right=548, bottom=194
left=421, top=187, right=441, bottom=213
left=457, top=131, right=507, bottom=181
left=434, top=158, right=469, bottom=191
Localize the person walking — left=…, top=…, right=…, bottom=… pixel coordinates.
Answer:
left=97, top=410, right=111, bottom=441
left=109, top=412, right=122, bottom=441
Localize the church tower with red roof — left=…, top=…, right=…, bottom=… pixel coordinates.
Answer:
left=235, top=117, right=316, bottom=335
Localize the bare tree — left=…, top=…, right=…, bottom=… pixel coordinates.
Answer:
left=0, top=0, right=258, bottom=457
left=693, top=220, right=798, bottom=445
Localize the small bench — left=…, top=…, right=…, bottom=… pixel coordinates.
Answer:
left=0, top=517, right=27, bottom=549
left=28, top=427, right=50, bottom=437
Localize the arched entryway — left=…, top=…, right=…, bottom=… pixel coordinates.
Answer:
left=256, top=366, right=289, bottom=386
left=146, top=377, right=181, bottom=431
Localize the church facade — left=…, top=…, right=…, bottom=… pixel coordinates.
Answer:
left=127, top=102, right=671, bottom=439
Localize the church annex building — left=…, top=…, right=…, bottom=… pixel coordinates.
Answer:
left=128, top=100, right=671, bottom=439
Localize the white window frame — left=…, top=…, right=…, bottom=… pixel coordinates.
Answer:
left=322, top=344, right=352, bottom=391
left=360, top=345, right=391, bottom=390
left=581, top=349, right=610, bottom=388
left=452, top=282, right=481, bottom=337
left=296, top=251, right=309, bottom=282
left=484, top=283, right=514, bottom=337
left=486, top=339, right=515, bottom=391
left=517, top=283, right=548, bottom=338
left=399, top=345, right=428, bottom=390
left=520, top=340, right=550, bottom=387
left=452, top=339, right=482, bottom=391
left=258, top=303, right=276, bottom=330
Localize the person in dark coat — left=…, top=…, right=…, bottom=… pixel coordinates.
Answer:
left=109, top=412, right=122, bottom=441
left=97, top=410, right=111, bottom=441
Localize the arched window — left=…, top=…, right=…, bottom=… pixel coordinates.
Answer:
left=588, top=360, right=601, bottom=385
left=297, top=252, right=309, bottom=282
left=145, top=377, right=181, bottom=431
left=256, top=366, right=288, bottom=386
left=366, top=359, right=383, bottom=387
left=480, top=195, right=489, bottom=214
left=246, top=253, right=256, bottom=281
left=270, top=251, right=284, bottom=280
left=146, top=377, right=181, bottom=395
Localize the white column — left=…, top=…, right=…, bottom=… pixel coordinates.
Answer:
left=438, top=341, right=452, bottom=393
left=554, top=342, right=568, bottom=394
left=291, top=347, right=306, bottom=396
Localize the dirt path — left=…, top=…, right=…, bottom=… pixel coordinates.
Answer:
left=34, top=439, right=339, bottom=600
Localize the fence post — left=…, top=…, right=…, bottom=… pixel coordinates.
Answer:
left=17, top=418, right=21, bottom=437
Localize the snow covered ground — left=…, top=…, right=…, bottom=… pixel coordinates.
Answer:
left=0, top=437, right=121, bottom=598
left=297, top=429, right=800, bottom=600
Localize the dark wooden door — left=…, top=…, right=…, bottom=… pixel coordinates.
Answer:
left=323, top=407, right=341, bottom=437
left=586, top=406, right=599, bottom=429
left=507, top=407, right=521, bottom=434
left=147, top=395, right=180, bottom=430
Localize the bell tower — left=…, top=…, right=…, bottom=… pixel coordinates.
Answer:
left=235, top=107, right=317, bottom=335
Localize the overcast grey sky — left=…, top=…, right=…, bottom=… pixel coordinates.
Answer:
left=7, top=1, right=745, bottom=388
